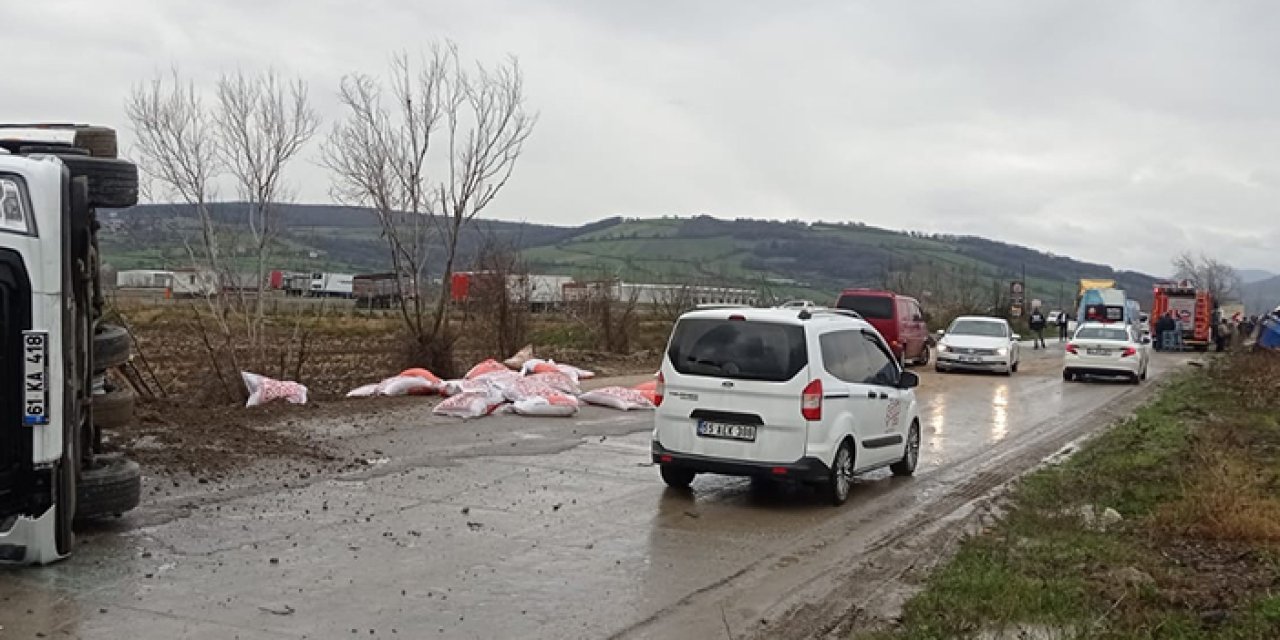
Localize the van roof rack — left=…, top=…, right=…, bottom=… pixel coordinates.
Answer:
left=695, top=303, right=753, bottom=310
left=797, top=308, right=862, bottom=321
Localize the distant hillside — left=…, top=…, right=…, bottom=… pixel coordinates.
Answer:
left=101, top=204, right=1158, bottom=310
left=522, top=215, right=1158, bottom=309
left=1238, top=269, right=1277, bottom=284
left=101, top=203, right=574, bottom=274
left=1244, top=275, right=1280, bottom=314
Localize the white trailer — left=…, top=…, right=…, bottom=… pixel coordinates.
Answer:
left=308, top=273, right=354, bottom=298
left=115, top=268, right=217, bottom=297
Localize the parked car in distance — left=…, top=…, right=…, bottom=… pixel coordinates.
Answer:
left=778, top=299, right=819, bottom=309
left=934, top=316, right=1021, bottom=375
left=1047, top=310, right=1062, bottom=325
left=833, top=289, right=930, bottom=365
left=651, top=307, right=921, bottom=506
left=1064, top=322, right=1150, bottom=384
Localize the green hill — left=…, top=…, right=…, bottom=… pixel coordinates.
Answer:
left=523, top=215, right=1157, bottom=310
left=101, top=205, right=1157, bottom=312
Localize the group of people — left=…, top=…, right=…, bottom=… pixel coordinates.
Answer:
left=1153, top=306, right=1280, bottom=352
left=1214, top=308, right=1279, bottom=352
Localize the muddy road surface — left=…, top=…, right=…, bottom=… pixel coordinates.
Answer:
left=1, top=348, right=1194, bottom=638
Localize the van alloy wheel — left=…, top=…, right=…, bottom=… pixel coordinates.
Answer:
left=828, top=442, right=854, bottom=506
left=891, top=421, right=920, bottom=476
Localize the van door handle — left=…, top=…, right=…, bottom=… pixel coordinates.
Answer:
left=866, top=390, right=878, bottom=399
left=877, top=392, right=888, bottom=399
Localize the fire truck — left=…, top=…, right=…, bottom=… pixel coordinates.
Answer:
left=1150, top=281, right=1214, bottom=349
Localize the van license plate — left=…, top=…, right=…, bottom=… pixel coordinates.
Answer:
left=959, top=355, right=981, bottom=363
left=22, top=330, right=48, bottom=426
left=696, top=421, right=756, bottom=442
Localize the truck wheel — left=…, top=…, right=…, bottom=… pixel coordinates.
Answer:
left=47, top=154, right=138, bottom=209
left=73, top=126, right=119, bottom=158
left=93, top=323, right=131, bottom=370
left=93, top=386, right=135, bottom=429
left=75, top=453, right=141, bottom=522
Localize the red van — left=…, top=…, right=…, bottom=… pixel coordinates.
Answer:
left=834, top=289, right=930, bottom=364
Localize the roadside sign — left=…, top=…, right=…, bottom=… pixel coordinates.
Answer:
left=1010, top=281, right=1025, bottom=317
left=1011, top=304, right=1023, bottom=318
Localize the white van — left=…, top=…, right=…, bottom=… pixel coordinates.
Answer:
left=651, top=307, right=921, bottom=505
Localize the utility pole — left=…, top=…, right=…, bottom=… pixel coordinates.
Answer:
left=1022, top=263, right=1028, bottom=310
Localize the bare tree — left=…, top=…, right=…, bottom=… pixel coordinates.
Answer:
left=1173, top=251, right=1242, bottom=302
left=127, top=68, right=318, bottom=401
left=324, top=42, right=535, bottom=373
left=127, top=72, right=240, bottom=396
left=215, top=69, right=320, bottom=343
left=126, top=71, right=224, bottom=275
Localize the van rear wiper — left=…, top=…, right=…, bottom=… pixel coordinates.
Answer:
left=687, top=357, right=724, bottom=371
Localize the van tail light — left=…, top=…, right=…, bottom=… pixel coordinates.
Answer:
left=654, top=372, right=665, bottom=407
left=1121, top=346, right=1137, bottom=357
left=801, top=379, right=823, bottom=421
left=1065, top=343, right=1078, bottom=354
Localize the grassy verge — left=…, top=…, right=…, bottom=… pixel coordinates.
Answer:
left=867, top=352, right=1280, bottom=639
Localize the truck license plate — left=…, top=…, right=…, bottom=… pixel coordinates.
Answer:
left=697, top=421, right=757, bottom=442
left=22, top=330, right=48, bottom=426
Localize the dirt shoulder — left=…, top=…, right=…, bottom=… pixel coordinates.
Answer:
left=105, top=372, right=658, bottom=478
left=861, top=352, right=1280, bottom=639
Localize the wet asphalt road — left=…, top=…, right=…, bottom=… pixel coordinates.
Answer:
left=0, top=345, right=1194, bottom=639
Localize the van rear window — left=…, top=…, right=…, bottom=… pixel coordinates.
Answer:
left=667, top=319, right=807, bottom=382
left=836, top=295, right=894, bottom=320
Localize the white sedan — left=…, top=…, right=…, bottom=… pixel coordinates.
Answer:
left=934, top=316, right=1021, bottom=375
left=1063, top=322, right=1150, bottom=384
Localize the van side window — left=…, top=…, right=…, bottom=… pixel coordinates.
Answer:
left=911, top=302, right=924, bottom=322
left=820, top=330, right=864, bottom=383
left=859, top=334, right=899, bottom=387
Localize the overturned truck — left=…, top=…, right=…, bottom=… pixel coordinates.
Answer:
left=0, top=124, right=142, bottom=565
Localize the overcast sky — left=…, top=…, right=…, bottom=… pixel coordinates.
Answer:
left=8, top=0, right=1280, bottom=275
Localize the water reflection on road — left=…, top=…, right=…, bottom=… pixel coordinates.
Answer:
left=991, top=383, right=1010, bottom=442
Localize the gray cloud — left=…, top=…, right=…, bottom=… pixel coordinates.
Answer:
left=7, top=0, right=1279, bottom=274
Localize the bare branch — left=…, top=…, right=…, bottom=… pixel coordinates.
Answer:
left=322, top=42, right=536, bottom=373
left=1173, top=251, right=1242, bottom=302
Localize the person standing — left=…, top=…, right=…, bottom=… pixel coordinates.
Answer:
left=1216, top=318, right=1231, bottom=352
left=1057, top=312, right=1069, bottom=342
left=1029, top=307, right=1047, bottom=349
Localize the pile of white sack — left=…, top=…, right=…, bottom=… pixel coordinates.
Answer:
left=340, top=346, right=658, bottom=420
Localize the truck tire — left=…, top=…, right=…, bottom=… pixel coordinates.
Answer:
left=19, top=144, right=89, bottom=156
left=75, top=453, right=141, bottom=522
left=93, top=323, right=131, bottom=370
left=49, top=155, right=138, bottom=209
left=73, top=127, right=118, bottom=158
left=92, top=386, right=135, bottom=429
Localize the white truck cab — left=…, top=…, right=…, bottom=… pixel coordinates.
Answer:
left=0, top=125, right=142, bottom=564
